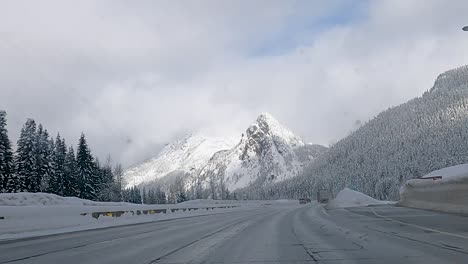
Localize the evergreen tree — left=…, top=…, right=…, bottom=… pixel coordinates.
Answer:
left=142, top=187, right=147, bottom=204
left=76, top=133, right=97, bottom=200
left=94, top=157, right=103, bottom=198
left=113, top=163, right=124, bottom=202
left=49, top=134, right=66, bottom=195
left=0, top=111, right=14, bottom=193
left=15, top=119, right=37, bottom=192
left=134, top=186, right=142, bottom=203
left=96, top=156, right=115, bottom=202
left=158, top=189, right=167, bottom=204
left=147, top=189, right=155, bottom=204
left=122, top=188, right=130, bottom=203
left=176, top=191, right=187, bottom=203
left=127, top=186, right=142, bottom=204
left=36, top=125, right=54, bottom=192
left=63, top=146, right=78, bottom=196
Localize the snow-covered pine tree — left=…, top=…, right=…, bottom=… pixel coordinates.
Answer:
left=36, top=125, right=54, bottom=192
left=128, top=187, right=136, bottom=203
left=113, top=163, right=124, bottom=201
left=130, top=186, right=142, bottom=204
left=176, top=191, right=187, bottom=203
left=49, top=134, right=66, bottom=195
left=159, top=189, right=167, bottom=204
left=96, top=156, right=115, bottom=202
left=0, top=111, right=14, bottom=193
left=147, top=189, right=155, bottom=204
left=15, top=119, right=37, bottom=192
left=76, top=133, right=97, bottom=200
left=94, top=157, right=103, bottom=199
left=142, top=187, right=147, bottom=204
left=63, top=146, right=78, bottom=197
left=122, top=188, right=130, bottom=202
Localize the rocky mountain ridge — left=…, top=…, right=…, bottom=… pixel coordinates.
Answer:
left=123, top=113, right=327, bottom=197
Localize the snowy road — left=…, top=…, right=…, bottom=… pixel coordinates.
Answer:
left=1, top=203, right=468, bottom=263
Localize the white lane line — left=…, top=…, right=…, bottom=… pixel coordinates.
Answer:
left=370, top=208, right=468, bottom=240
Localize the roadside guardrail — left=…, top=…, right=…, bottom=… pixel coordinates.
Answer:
left=85, top=205, right=238, bottom=219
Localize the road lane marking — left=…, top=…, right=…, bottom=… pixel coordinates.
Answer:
left=370, top=208, right=468, bottom=240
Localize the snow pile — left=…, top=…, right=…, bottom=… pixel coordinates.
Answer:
left=399, top=163, right=468, bottom=214
left=422, top=163, right=468, bottom=181
left=0, top=192, right=132, bottom=206
left=326, top=188, right=391, bottom=209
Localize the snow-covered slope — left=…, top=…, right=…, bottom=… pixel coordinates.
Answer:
left=195, top=113, right=324, bottom=192
left=287, top=65, right=468, bottom=201
left=123, top=134, right=237, bottom=188
left=0, top=192, right=134, bottom=206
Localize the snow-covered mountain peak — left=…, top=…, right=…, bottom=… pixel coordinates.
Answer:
left=123, top=113, right=326, bottom=195
left=191, top=113, right=323, bottom=192
left=247, top=112, right=304, bottom=147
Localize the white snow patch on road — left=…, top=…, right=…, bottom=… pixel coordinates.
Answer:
left=326, top=188, right=392, bottom=209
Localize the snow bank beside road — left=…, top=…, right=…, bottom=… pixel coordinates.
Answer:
left=0, top=192, right=133, bottom=206
left=399, top=164, right=468, bottom=214
left=326, top=188, right=392, bottom=209
left=0, top=193, right=262, bottom=241
left=422, top=163, right=468, bottom=180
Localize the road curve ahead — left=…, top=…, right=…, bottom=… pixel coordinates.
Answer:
left=1, top=203, right=468, bottom=264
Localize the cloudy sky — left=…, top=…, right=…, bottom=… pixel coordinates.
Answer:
left=1, top=0, right=468, bottom=167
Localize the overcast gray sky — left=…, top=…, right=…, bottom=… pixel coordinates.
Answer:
left=2, top=0, right=468, bottom=167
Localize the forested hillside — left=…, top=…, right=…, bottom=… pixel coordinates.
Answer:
left=235, top=65, right=468, bottom=201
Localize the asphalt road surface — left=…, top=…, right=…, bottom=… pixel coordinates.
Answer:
left=1, top=203, right=468, bottom=264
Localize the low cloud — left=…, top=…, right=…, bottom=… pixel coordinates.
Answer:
left=1, top=0, right=468, bottom=166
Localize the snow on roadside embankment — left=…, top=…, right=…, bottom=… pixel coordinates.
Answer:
left=0, top=192, right=135, bottom=206
left=399, top=163, right=468, bottom=214
left=326, top=188, right=393, bottom=209
left=0, top=193, right=263, bottom=241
